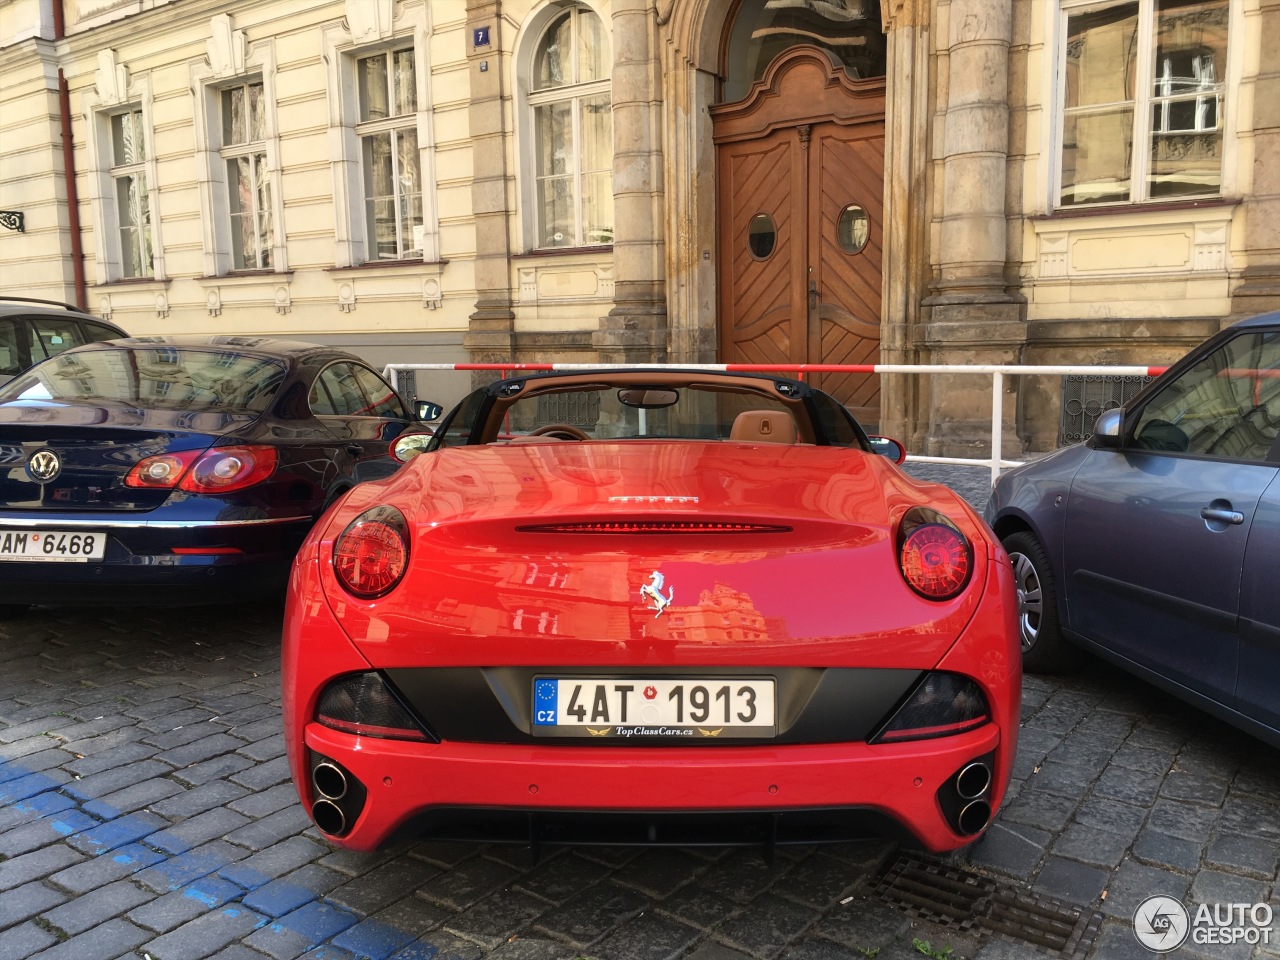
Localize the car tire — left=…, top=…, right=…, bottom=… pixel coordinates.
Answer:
left=1002, top=531, right=1080, bottom=673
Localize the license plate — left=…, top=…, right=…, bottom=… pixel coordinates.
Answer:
left=532, top=677, right=776, bottom=739
left=0, top=529, right=106, bottom=563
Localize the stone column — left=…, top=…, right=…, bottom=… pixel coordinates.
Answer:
left=593, top=0, right=668, bottom=362
left=1229, top=0, right=1280, bottom=321
left=464, top=0, right=516, bottom=372
left=922, top=0, right=1025, bottom=457
left=879, top=0, right=932, bottom=445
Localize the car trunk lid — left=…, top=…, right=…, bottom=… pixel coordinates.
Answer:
left=0, top=403, right=254, bottom=512
left=322, top=442, right=992, bottom=669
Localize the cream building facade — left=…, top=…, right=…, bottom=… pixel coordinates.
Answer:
left=1, top=0, right=1277, bottom=453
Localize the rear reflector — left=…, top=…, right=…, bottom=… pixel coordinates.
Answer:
left=316, top=672, right=432, bottom=742
left=517, top=521, right=791, bottom=534
left=871, top=672, right=989, bottom=743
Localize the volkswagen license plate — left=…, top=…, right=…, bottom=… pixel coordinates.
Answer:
left=0, top=529, right=106, bottom=563
left=532, top=677, right=776, bottom=739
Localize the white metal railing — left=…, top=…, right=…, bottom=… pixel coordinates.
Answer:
left=382, top=362, right=1168, bottom=482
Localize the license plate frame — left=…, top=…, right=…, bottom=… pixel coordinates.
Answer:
left=0, top=528, right=107, bottom=563
left=532, top=676, right=777, bottom=740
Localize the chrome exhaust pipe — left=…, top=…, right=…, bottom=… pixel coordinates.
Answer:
left=955, top=761, right=992, bottom=800
left=311, top=798, right=347, bottom=836
left=313, top=761, right=349, bottom=800
left=957, top=799, right=992, bottom=835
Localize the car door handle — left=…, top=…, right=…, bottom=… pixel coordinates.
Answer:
left=1200, top=506, right=1244, bottom=525
left=346, top=443, right=364, bottom=457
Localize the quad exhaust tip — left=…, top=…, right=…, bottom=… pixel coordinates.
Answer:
left=311, top=798, right=347, bottom=836
left=955, top=761, right=992, bottom=800
left=312, top=761, right=349, bottom=800
left=957, top=799, right=992, bottom=835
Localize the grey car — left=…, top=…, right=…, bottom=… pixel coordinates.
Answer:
left=985, top=310, right=1280, bottom=746
left=0, top=297, right=127, bottom=386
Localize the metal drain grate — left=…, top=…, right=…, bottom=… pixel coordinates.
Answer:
left=873, top=854, right=1103, bottom=959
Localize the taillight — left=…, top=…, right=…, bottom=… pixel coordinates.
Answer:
left=333, top=505, right=409, bottom=598
left=124, top=450, right=202, bottom=488
left=125, top=445, right=278, bottom=493
left=871, top=672, right=989, bottom=743
left=898, top=507, right=972, bottom=599
left=316, top=672, right=432, bottom=741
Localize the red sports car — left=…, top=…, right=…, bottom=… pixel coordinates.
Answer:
left=283, top=370, right=1019, bottom=853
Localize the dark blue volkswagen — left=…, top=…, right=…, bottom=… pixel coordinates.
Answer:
left=0, top=336, right=435, bottom=610
left=986, top=311, right=1280, bottom=746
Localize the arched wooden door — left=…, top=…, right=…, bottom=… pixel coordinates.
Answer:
left=713, top=48, right=885, bottom=426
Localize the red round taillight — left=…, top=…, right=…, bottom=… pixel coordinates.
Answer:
left=333, top=506, right=409, bottom=598
left=899, top=515, right=972, bottom=600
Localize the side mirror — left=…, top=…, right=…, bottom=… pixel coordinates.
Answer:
left=392, top=431, right=434, bottom=462
left=1092, top=408, right=1124, bottom=449
left=867, top=436, right=907, bottom=464
left=415, top=400, right=443, bottom=422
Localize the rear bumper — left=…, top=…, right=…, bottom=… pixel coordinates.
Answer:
left=0, top=514, right=311, bottom=605
left=283, top=554, right=1021, bottom=853
left=301, top=722, right=1003, bottom=852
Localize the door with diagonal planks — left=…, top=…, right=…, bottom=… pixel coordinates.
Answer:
left=714, top=48, right=885, bottom=425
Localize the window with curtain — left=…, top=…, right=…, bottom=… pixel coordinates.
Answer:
left=1058, top=0, right=1228, bottom=207
left=110, top=109, right=154, bottom=278
left=356, top=48, right=422, bottom=260
left=220, top=81, right=273, bottom=269
left=529, top=6, right=613, bottom=249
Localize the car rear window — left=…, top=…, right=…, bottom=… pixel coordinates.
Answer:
left=0, top=345, right=286, bottom=413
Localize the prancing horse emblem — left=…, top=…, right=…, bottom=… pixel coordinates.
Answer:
left=639, top=571, right=674, bottom=617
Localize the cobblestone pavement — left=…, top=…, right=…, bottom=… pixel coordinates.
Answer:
left=0, top=465, right=1277, bottom=960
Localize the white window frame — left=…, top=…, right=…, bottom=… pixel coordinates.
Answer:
left=220, top=80, right=274, bottom=270
left=516, top=2, right=613, bottom=252
left=190, top=43, right=286, bottom=277
left=84, top=75, right=165, bottom=285
left=354, top=46, right=424, bottom=261
left=1049, top=0, right=1243, bottom=212
left=323, top=21, right=438, bottom=267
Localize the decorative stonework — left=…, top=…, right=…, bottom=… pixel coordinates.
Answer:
left=337, top=282, right=356, bottom=313
left=1194, top=222, right=1229, bottom=272
left=274, top=284, right=292, bottom=315
left=519, top=268, right=537, bottom=303
left=422, top=278, right=442, bottom=310
left=1039, top=234, right=1068, bottom=278
left=880, top=0, right=930, bottom=32
left=206, top=288, right=221, bottom=317
left=94, top=50, right=129, bottom=106
left=596, top=265, right=615, bottom=299
left=346, top=0, right=395, bottom=43
left=208, top=14, right=247, bottom=79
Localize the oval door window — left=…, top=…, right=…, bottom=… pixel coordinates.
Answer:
left=838, top=205, right=870, bottom=254
left=748, top=213, right=776, bottom=259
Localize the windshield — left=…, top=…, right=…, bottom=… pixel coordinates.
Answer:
left=427, top=377, right=874, bottom=449
left=0, top=345, right=287, bottom=414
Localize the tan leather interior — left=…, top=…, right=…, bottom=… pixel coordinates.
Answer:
left=729, top=410, right=798, bottom=444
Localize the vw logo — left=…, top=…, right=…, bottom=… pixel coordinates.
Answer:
left=26, top=449, right=62, bottom=484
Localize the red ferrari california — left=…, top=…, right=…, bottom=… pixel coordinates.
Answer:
left=282, top=369, right=1019, bottom=853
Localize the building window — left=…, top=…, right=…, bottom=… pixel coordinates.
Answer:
left=1058, top=0, right=1228, bottom=207
left=356, top=48, right=422, bottom=260
left=528, top=6, right=613, bottom=249
left=110, top=109, right=154, bottom=278
left=221, top=81, right=273, bottom=270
